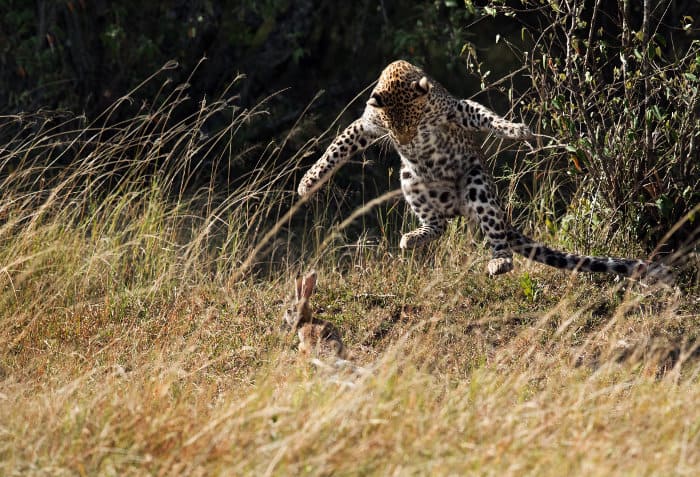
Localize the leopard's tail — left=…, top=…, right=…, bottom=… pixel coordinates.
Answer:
left=506, top=228, right=672, bottom=283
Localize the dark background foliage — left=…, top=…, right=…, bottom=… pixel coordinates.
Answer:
left=2, top=1, right=488, bottom=118
left=1, top=0, right=699, bottom=253
left=3, top=2, right=697, bottom=114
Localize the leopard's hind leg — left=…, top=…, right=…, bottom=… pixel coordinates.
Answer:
left=398, top=167, right=453, bottom=249
left=458, top=164, right=514, bottom=275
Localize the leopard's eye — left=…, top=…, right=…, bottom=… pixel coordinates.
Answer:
left=367, top=93, right=385, bottom=108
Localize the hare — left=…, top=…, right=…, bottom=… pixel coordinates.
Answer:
left=282, top=270, right=345, bottom=358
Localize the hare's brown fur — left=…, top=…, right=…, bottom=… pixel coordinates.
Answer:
left=283, top=271, right=345, bottom=358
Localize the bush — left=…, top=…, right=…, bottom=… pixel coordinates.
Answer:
left=479, top=0, right=699, bottom=260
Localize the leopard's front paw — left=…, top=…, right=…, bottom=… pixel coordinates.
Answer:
left=297, top=181, right=311, bottom=197
left=513, top=123, right=534, bottom=140
left=297, top=175, right=318, bottom=197
left=487, top=257, right=514, bottom=276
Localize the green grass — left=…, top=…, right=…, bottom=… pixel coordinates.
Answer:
left=1, top=77, right=699, bottom=476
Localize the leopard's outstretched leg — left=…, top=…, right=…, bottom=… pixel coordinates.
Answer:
left=298, top=118, right=381, bottom=197
left=453, top=100, right=534, bottom=140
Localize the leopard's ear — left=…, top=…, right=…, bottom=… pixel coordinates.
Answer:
left=412, top=76, right=432, bottom=95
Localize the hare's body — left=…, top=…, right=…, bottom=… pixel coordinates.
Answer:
left=283, top=271, right=345, bottom=358
left=297, top=318, right=345, bottom=358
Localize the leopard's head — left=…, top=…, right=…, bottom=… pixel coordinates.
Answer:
left=366, top=60, right=432, bottom=145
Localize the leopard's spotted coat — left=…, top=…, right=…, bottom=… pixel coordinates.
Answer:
left=298, top=60, right=669, bottom=281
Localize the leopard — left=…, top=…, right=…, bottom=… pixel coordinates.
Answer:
left=297, top=60, right=670, bottom=283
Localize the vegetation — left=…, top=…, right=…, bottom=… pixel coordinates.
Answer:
left=1, top=0, right=699, bottom=475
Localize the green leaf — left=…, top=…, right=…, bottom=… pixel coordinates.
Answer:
left=655, top=195, right=673, bottom=220
left=519, top=272, right=536, bottom=303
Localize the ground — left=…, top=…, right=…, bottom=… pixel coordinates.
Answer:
left=2, top=226, right=699, bottom=475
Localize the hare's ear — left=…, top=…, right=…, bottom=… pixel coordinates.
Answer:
left=294, top=272, right=304, bottom=302
left=301, top=270, right=317, bottom=299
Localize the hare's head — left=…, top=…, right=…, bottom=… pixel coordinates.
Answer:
left=282, top=270, right=317, bottom=331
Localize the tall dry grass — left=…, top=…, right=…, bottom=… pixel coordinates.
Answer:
left=1, top=62, right=699, bottom=476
